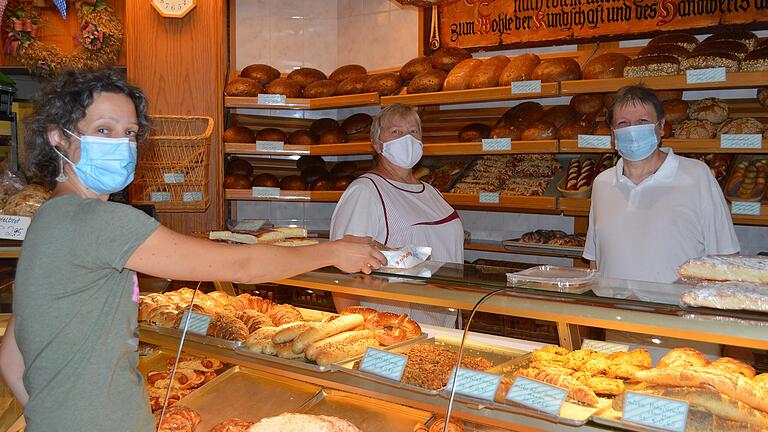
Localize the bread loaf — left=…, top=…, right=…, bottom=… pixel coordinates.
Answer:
left=279, top=175, right=308, bottom=191
left=309, top=118, right=340, bottom=137
left=296, top=155, right=326, bottom=171
left=363, top=73, right=403, bottom=96
left=543, top=105, right=578, bottom=128
left=334, top=175, right=355, bottom=190
left=674, top=119, right=717, bottom=139
left=718, top=117, right=764, bottom=135
left=226, top=158, right=253, bottom=177
left=252, top=173, right=280, bottom=188
left=255, top=128, right=287, bottom=142
left=499, top=101, right=545, bottom=129
left=742, top=47, right=768, bottom=72
left=272, top=322, right=316, bottom=344
left=443, top=58, right=483, bottom=91
left=558, top=118, right=595, bottom=139
left=342, top=113, right=373, bottom=135
left=315, top=337, right=380, bottom=366
left=758, top=87, right=768, bottom=110
left=225, top=78, right=263, bottom=97
left=430, top=46, right=471, bottom=72
left=532, top=58, right=582, bottom=82
left=657, top=347, right=710, bottom=368
left=310, top=176, right=334, bottom=191
left=689, top=98, right=729, bottom=124
left=638, top=44, right=691, bottom=61
left=624, top=55, right=680, bottom=77
left=704, top=29, right=758, bottom=50
left=287, top=67, right=327, bottom=88
left=490, top=122, right=522, bottom=140
left=469, top=55, right=510, bottom=89
left=655, top=90, right=684, bottom=101
left=400, top=56, right=433, bottom=81
left=570, top=94, right=604, bottom=116
left=207, top=313, right=249, bottom=341
left=331, top=161, right=358, bottom=177
left=662, top=99, right=689, bottom=125
left=328, top=64, right=367, bottom=82
left=209, top=418, right=254, bottom=432
left=291, top=314, right=365, bottom=354
left=709, top=357, right=756, bottom=378
left=681, top=52, right=740, bottom=72
left=300, top=166, right=329, bottom=184
left=302, top=79, right=338, bottom=98
left=318, top=129, right=349, bottom=144
left=677, top=255, right=768, bottom=283
left=407, top=69, right=447, bottom=94
left=286, top=129, right=317, bottom=145
left=582, top=52, right=630, bottom=79
left=241, top=64, right=281, bottom=85
left=223, top=126, right=255, bottom=143
left=521, top=120, right=558, bottom=140
left=648, top=33, right=699, bottom=51
left=458, top=123, right=492, bottom=142
left=498, top=53, right=541, bottom=85
left=265, top=78, right=302, bottom=98
left=693, top=40, right=750, bottom=58
left=336, top=74, right=369, bottom=95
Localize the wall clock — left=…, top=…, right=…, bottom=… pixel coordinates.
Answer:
left=151, top=0, right=197, bottom=18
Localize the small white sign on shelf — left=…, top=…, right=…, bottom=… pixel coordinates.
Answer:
left=720, top=134, right=762, bottom=149
left=686, top=67, right=726, bottom=84
left=0, top=215, right=31, bottom=240
left=505, top=376, right=568, bottom=416
left=731, top=201, right=761, bottom=216
left=251, top=187, right=281, bottom=199
left=578, top=135, right=612, bottom=149
left=482, top=138, right=512, bottom=152
left=582, top=339, right=629, bottom=353
left=257, top=93, right=287, bottom=105
left=479, top=192, right=500, bottom=204
left=163, top=173, right=185, bottom=184
left=256, top=141, right=285, bottom=152
left=511, top=80, right=542, bottom=94
left=150, top=192, right=171, bottom=202
left=180, top=311, right=212, bottom=336
left=623, top=391, right=689, bottom=432
left=358, top=347, right=408, bottom=381
left=448, top=367, right=501, bottom=402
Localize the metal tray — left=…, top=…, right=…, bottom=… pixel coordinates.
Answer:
left=501, top=239, right=584, bottom=257
left=174, top=366, right=322, bottom=430
left=298, top=389, right=431, bottom=432
left=139, top=323, right=243, bottom=350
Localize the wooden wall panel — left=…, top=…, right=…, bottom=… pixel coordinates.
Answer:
left=125, top=1, right=226, bottom=234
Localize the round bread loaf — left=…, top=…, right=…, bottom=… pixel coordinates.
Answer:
left=593, top=123, right=612, bottom=135
left=521, top=120, right=558, bottom=140
left=265, top=78, right=302, bottom=98
left=674, top=119, right=717, bottom=139
left=662, top=99, right=689, bottom=125
left=662, top=120, right=672, bottom=138
left=318, top=129, right=349, bottom=144
left=638, top=44, right=691, bottom=61
left=310, top=118, right=341, bottom=137
left=570, top=94, right=604, bottom=116
left=654, top=90, right=684, bottom=101
left=300, top=165, right=329, bottom=184
left=469, top=55, right=511, bottom=89
left=336, top=75, right=369, bottom=95
left=624, top=55, right=680, bottom=77
left=708, top=357, right=756, bottom=378
left=657, top=347, right=709, bottom=369
left=280, top=175, right=308, bottom=191
left=331, top=161, right=358, bottom=177
left=342, top=113, right=373, bottom=135
left=582, top=52, right=630, bottom=79
left=226, top=158, right=253, bottom=177
left=458, top=123, right=492, bottom=142
left=758, top=87, right=768, bottom=110
left=543, top=105, right=578, bottom=128
left=499, top=53, right=541, bottom=85
left=689, top=98, right=729, bottom=124
left=557, top=118, right=595, bottom=139
left=225, top=78, right=263, bottom=97
left=334, top=175, right=355, bottom=190
left=303, top=80, right=338, bottom=98
left=717, top=117, right=764, bottom=135
left=400, top=56, right=434, bottom=81
left=241, top=64, right=281, bottom=85
left=296, top=155, right=326, bottom=171
left=704, top=30, right=758, bottom=50
left=311, top=175, right=335, bottom=191
left=287, top=67, right=327, bottom=88
left=255, top=128, right=287, bottom=142
left=407, top=69, right=447, bottom=94
left=693, top=40, right=749, bottom=58
left=500, top=101, right=545, bottom=128
left=224, top=174, right=252, bottom=189
left=329, top=64, right=367, bottom=82
left=286, top=129, right=317, bottom=145
left=741, top=47, right=768, bottom=72
left=223, top=126, right=255, bottom=143
left=363, top=73, right=403, bottom=96
left=531, top=58, right=582, bottom=82
left=647, top=33, right=699, bottom=51
left=443, top=58, right=483, bottom=91
left=603, top=93, right=615, bottom=108
left=430, top=46, right=471, bottom=72
left=252, top=173, right=280, bottom=188
left=680, top=52, right=740, bottom=72
left=490, top=122, right=523, bottom=140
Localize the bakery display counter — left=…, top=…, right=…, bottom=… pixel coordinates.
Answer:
left=560, top=139, right=768, bottom=154
left=224, top=92, right=380, bottom=110
left=380, top=83, right=560, bottom=107
left=559, top=71, right=768, bottom=95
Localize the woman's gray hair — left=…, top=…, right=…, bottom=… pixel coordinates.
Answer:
left=370, top=103, right=422, bottom=144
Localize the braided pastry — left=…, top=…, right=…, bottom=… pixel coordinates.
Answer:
left=267, top=304, right=304, bottom=326
left=237, top=310, right=274, bottom=333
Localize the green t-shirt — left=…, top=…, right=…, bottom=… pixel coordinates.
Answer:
left=14, top=195, right=160, bottom=432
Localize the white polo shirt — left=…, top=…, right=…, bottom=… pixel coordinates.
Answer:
left=584, top=148, right=740, bottom=283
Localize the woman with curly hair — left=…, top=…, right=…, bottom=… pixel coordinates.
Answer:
left=0, top=69, right=385, bottom=431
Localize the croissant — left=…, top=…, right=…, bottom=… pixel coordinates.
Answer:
left=267, top=304, right=303, bottom=326
left=237, top=310, right=274, bottom=333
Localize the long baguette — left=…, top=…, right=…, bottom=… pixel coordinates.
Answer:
left=315, top=338, right=380, bottom=367
left=271, top=322, right=316, bottom=344
left=244, top=326, right=279, bottom=353
left=291, top=314, right=364, bottom=354
left=276, top=343, right=306, bottom=360
left=304, top=330, right=374, bottom=361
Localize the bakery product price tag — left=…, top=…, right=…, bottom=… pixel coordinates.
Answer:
left=622, top=391, right=689, bottom=432
left=251, top=187, right=281, bottom=199
left=511, top=80, right=542, bottom=94
left=448, top=367, right=501, bottom=402
left=183, top=191, right=203, bottom=202
left=479, top=192, right=500, bottom=203
left=0, top=215, right=31, bottom=240
left=150, top=192, right=171, bottom=202
left=163, top=173, right=185, bottom=184
left=686, top=67, right=726, bottom=84
left=578, top=135, right=612, bottom=149
left=482, top=138, right=512, bottom=152
left=581, top=339, right=629, bottom=353
left=720, top=134, right=763, bottom=149
left=257, top=93, right=287, bottom=105
left=505, top=376, right=567, bottom=416
left=358, top=347, right=407, bottom=381
left=256, top=140, right=285, bottom=152
left=180, top=310, right=211, bottom=336
left=731, top=201, right=761, bottom=216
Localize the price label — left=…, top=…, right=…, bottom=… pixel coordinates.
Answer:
left=623, top=391, right=689, bottom=432
left=256, top=141, right=285, bottom=152
left=0, top=215, right=31, bottom=240
left=183, top=191, right=203, bottom=202
left=505, top=376, right=568, bottom=416
left=251, top=187, right=281, bottom=198
left=511, top=80, right=542, bottom=94
left=720, top=134, right=763, bottom=149
left=447, top=367, right=501, bottom=402
left=581, top=339, right=629, bottom=353
left=163, top=173, right=185, bottom=184
left=578, top=135, right=612, bottom=149
left=479, top=192, right=500, bottom=203
left=150, top=192, right=171, bottom=202
left=358, top=347, right=408, bottom=381
left=731, top=201, right=761, bottom=216
left=180, top=310, right=212, bottom=336
left=257, top=93, right=287, bottom=105
left=686, top=67, right=726, bottom=84
left=482, top=138, right=512, bottom=152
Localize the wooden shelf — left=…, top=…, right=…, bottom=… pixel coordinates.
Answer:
left=559, top=139, right=613, bottom=153
left=224, top=141, right=371, bottom=156
left=225, top=93, right=380, bottom=110
left=560, top=138, right=768, bottom=154
left=224, top=189, right=343, bottom=202
left=444, top=193, right=558, bottom=211
left=424, top=140, right=558, bottom=156
left=559, top=198, right=591, bottom=216
left=560, top=71, right=768, bottom=95
left=380, top=83, right=559, bottom=107
left=729, top=203, right=768, bottom=226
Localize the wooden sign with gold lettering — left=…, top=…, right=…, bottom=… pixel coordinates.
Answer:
left=438, top=0, right=768, bottom=50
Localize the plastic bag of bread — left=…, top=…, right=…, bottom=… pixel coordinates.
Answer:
left=2, top=184, right=51, bottom=217
left=681, top=281, right=768, bottom=312
left=0, top=162, right=26, bottom=209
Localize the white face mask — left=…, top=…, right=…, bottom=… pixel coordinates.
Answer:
left=613, top=123, right=659, bottom=161
left=380, top=134, right=423, bottom=169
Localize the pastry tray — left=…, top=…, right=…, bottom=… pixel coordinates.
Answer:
left=139, top=323, right=243, bottom=350
left=334, top=336, right=526, bottom=395
left=506, top=265, right=598, bottom=293
left=724, top=155, right=768, bottom=202
left=172, top=366, right=322, bottom=430
left=501, top=239, right=584, bottom=257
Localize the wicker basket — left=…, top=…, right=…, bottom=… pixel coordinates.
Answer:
left=130, top=115, right=213, bottom=212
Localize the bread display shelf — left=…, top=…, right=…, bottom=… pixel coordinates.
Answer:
left=443, top=193, right=558, bottom=211
left=424, top=140, right=558, bottom=156
left=560, top=139, right=768, bottom=154
left=380, top=83, right=559, bottom=107
left=224, top=189, right=343, bottom=202
left=224, top=92, right=380, bottom=110
left=224, top=142, right=371, bottom=156
left=560, top=71, right=768, bottom=95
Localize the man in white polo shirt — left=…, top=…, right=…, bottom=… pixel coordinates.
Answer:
left=584, top=85, right=739, bottom=283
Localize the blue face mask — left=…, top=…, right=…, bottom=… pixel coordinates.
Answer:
left=54, top=129, right=137, bottom=195
left=613, top=123, right=660, bottom=162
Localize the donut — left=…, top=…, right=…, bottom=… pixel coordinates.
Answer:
left=364, top=312, right=422, bottom=346
left=340, top=306, right=378, bottom=320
